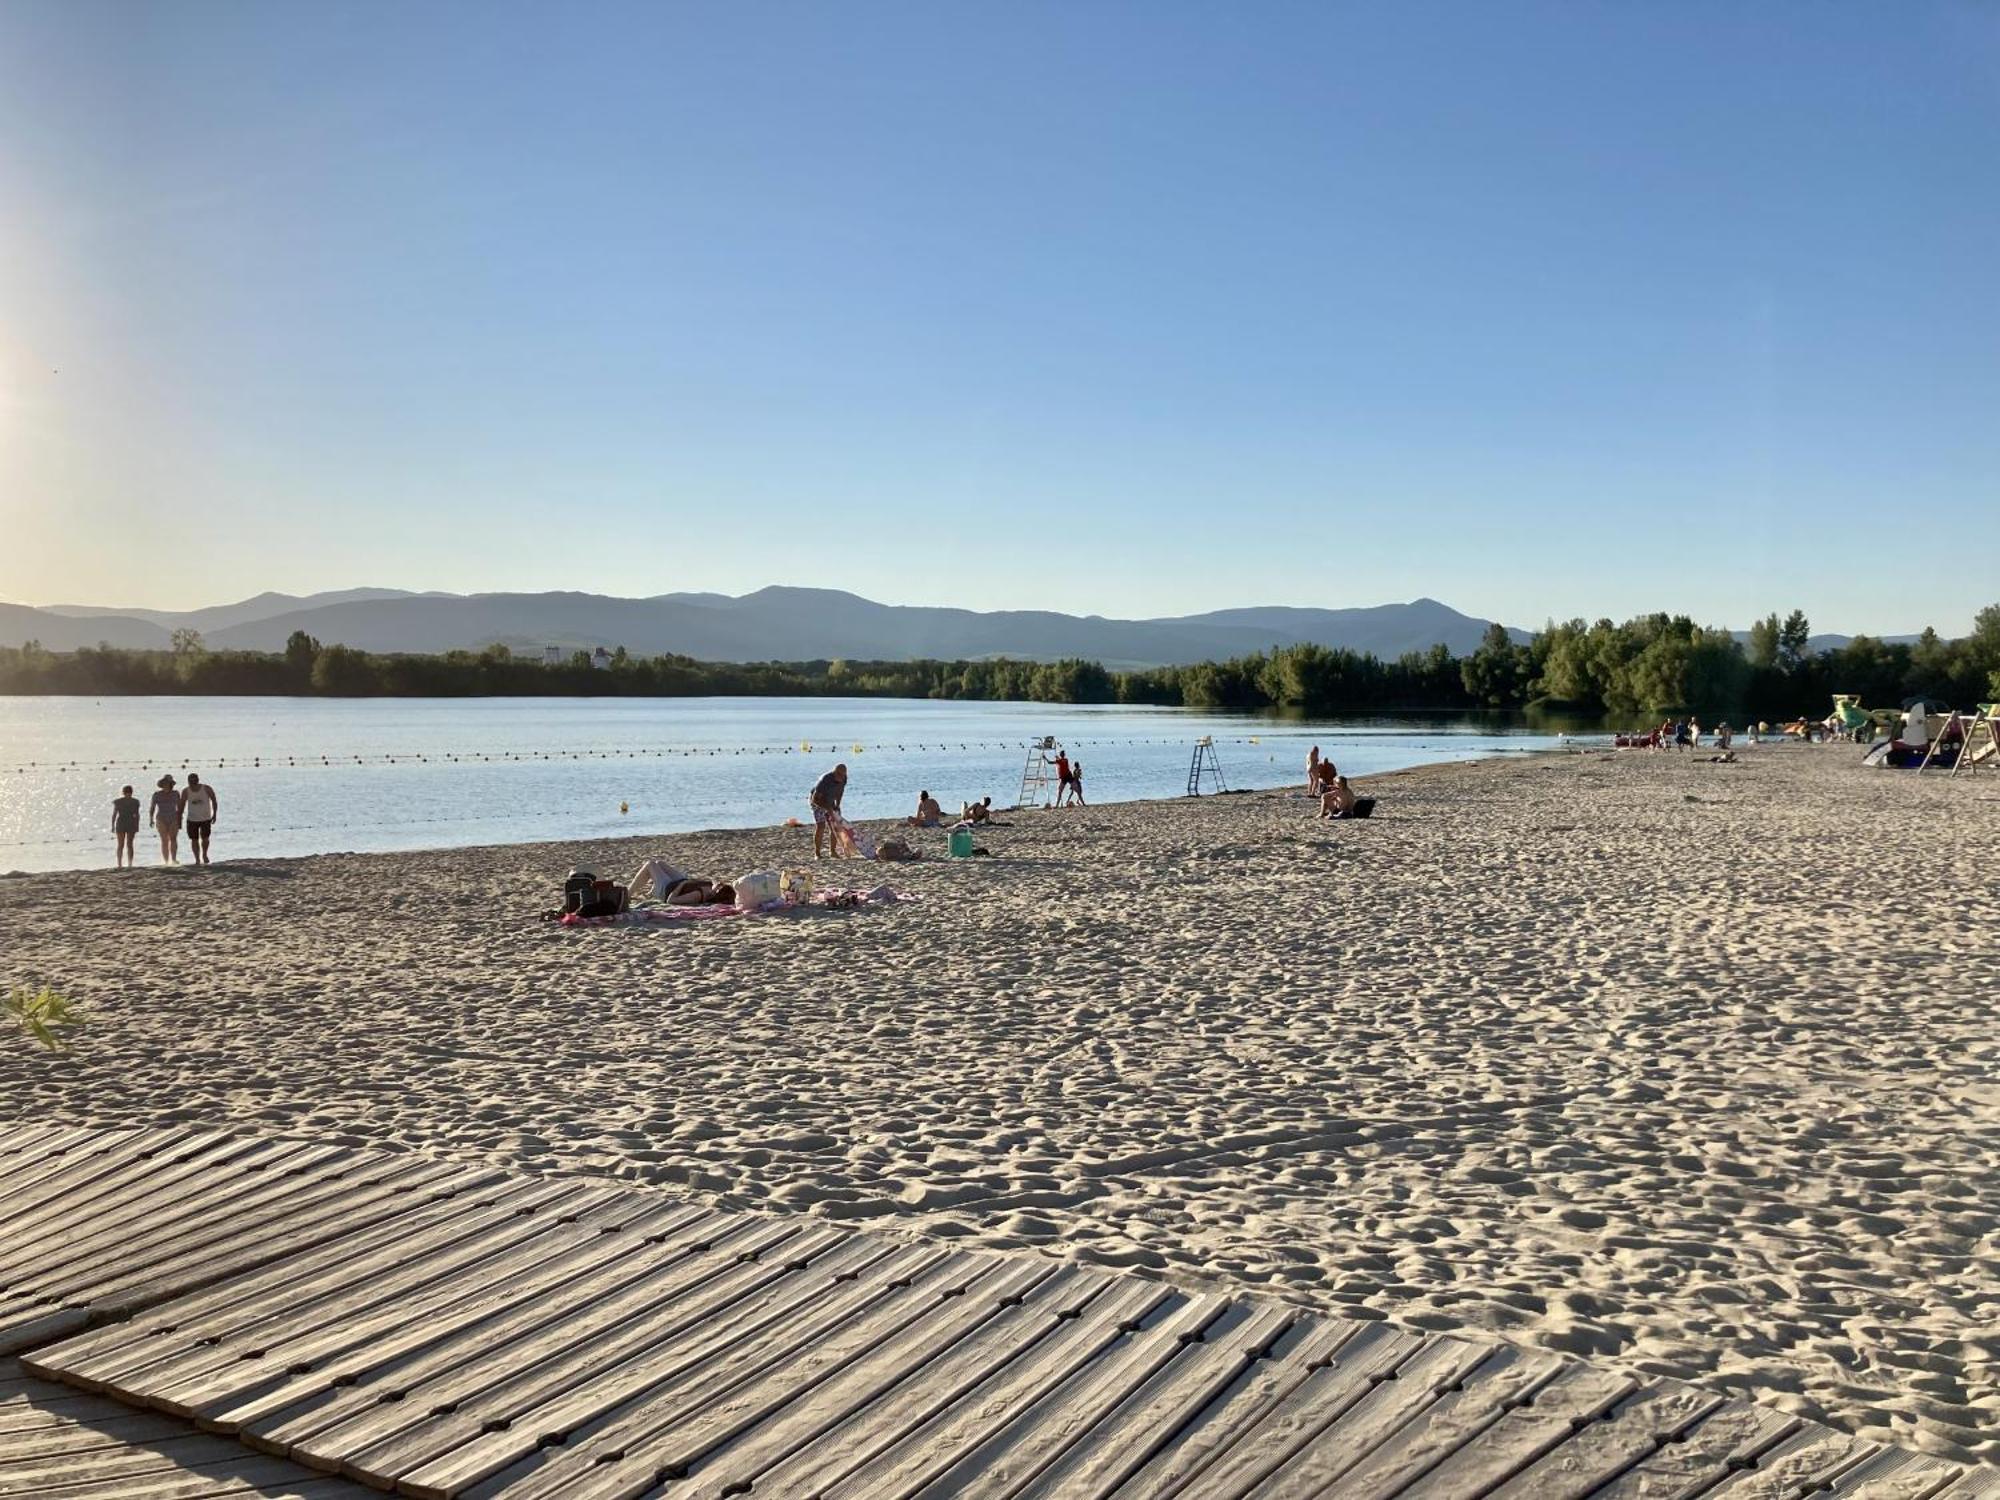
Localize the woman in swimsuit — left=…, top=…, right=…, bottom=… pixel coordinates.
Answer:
left=148, top=775, right=183, bottom=865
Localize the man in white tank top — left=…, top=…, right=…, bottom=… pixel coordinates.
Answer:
left=183, top=773, right=219, bottom=864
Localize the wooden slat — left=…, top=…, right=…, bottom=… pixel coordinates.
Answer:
left=1313, top=1344, right=1583, bottom=1500
left=1698, top=1423, right=1881, bottom=1500
left=815, top=1276, right=1183, bottom=1499
left=0, top=1126, right=165, bottom=1220
left=701, top=1266, right=1117, bottom=1500
left=238, top=1202, right=717, bottom=1457
left=1480, top=1378, right=1724, bottom=1500
left=145, top=1181, right=613, bottom=1423
left=38, top=1157, right=504, bottom=1389
left=1247, top=1335, right=1522, bottom=1499
left=0, top=1355, right=377, bottom=1499
left=1826, top=1448, right=1969, bottom=1500
left=19, top=1145, right=362, bottom=1296
left=927, top=1295, right=1294, bottom=1500
left=186, top=1186, right=689, bottom=1437
left=0, top=1134, right=292, bottom=1268
left=663, top=1261, right=1071, bottom=1499
left=372, top=1221, right=861, bottom=1496
left=1382, top=1360, right=1638, bottom=1500
left=1092, top=1313, right=1374, bottom=1500
left=488, top=1242, right=994, bottom=1500
left=37, top=1160, right=494, bottom=1329
left=1929, top=1471, right=2000, bottom=1500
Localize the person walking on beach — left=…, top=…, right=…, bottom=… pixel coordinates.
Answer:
left=182, top=773, right=218, bottom=864
left=148, top=775, right=183, bottom=865
left=1069, top=760, right=1086, bottom=805
left=112, top=785, right=140, bottom=868
left=810, top=762, right=848, bottom=859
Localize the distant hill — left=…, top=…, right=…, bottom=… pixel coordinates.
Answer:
left=2, top=586, right=1524, bottom=666
left=0, top=602, right=169, bottom=651
left=42, top=588, right=447, bottom=635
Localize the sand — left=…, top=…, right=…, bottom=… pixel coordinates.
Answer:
left=1, top=743, right=1995, bottom=1464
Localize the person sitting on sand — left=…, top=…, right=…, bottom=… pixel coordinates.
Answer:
left=148, top=775, right=182, bottom=865
left=961, top=796, right=994, bottom=823
left=1319, top=775, right=1376, bottom=820
left=810, top=762, right=848, bottom=859
left=908, top=790, right=945, bottom=827
left=112, top=785, right=140, bottom=869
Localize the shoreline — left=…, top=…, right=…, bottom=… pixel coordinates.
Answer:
left=0, top=737, right=1573, bottom=878
left=4, top=743, right=1995, bottom=1464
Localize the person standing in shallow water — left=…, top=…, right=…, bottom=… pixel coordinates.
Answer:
left=182, top=773, right=218, bottom=865
left=148, top=775, right=182, bottom=865
left=111, top=785, right=140, bottom=868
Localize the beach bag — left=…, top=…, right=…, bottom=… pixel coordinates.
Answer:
left=779, top=868, right=814, bottom=905
left=735, top=870, right=781, bottom=909
left=574, top=882, right=626, bottom=919
left=563, top=869, right=598, bottom=915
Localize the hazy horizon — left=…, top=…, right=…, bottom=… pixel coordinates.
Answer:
left=3, top=3, right=1995, bottom=636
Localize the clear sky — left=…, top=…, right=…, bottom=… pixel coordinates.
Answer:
left=2, top=2, right=1995, bottom=634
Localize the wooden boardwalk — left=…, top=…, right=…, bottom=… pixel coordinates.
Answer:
left=2, top=1122, right=1990, bottom=1500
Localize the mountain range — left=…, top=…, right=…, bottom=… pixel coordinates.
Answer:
left=5, top=588, right=1527, bottom=668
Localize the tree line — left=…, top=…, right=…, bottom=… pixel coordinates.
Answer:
left=2, top=608, right=1995, bottom=720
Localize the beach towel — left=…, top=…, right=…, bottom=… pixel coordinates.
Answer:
left=561, top=886, right=913, bottom=928
left=824, top=810, right=878, bottom=860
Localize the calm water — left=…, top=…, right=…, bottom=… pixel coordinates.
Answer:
left=0, top=697, right=1585, bottom=872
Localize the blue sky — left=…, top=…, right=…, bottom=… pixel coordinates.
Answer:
left=2, top=2, right=1995, bottom=634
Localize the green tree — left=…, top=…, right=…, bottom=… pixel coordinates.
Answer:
left=284, top=630, right=320, bottom=677
left=310, top=644, right=377, bottom=694
left=1746, top=614, right=1780, bottom=671
left=1461, top=623, right=1528, bottom=707
left=1778, top=610, right=1811, bottom=672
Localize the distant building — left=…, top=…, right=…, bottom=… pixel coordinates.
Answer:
left=543, top=645, right=561, bottom=667
left=591, top=646, right=612, bottom=670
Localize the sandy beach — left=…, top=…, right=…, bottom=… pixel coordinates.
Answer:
left=2, top=744, right=1995, bottom=1466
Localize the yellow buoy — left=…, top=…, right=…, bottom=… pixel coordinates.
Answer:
left=620, top=801, right=629, bottom=815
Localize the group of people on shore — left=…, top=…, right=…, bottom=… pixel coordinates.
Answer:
left=1646, top=719, right=1734, bottom=751
left=1305, top=746, right=1371, bottom=819
left=113, top=773, right=218, bottom=867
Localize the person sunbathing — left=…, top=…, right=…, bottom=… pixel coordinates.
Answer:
left=961, top=796, right=994, bottom=823
left=908, top=790, right=946, bottom=826
left=665, top=876, right=736, bottom=906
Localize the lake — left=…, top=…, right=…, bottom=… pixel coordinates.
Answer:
left=0, top=696, right=1587, bottom=872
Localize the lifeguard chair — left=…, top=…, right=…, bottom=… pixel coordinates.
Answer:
left=1186, top=736, right=1227, bottom=796
left=1017, top=736, right=1061, bottom=808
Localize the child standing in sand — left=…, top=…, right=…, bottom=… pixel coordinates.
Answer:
left=111, top=785, right=140, bottom=868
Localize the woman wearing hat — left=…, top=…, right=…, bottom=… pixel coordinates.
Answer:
left=147, top=775, right=184, bottom=865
